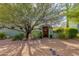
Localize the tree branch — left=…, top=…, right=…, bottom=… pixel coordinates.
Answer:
left=0, top=26, right=25, bottom=33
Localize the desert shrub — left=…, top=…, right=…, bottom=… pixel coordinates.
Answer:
left=0, top=32, right=6, bottom=40
left=55, top=28, right=64, bottom=33
left=64, top=28, right=78, bottom=39
left=32, top=30, right=42, bottom=39
left=54, top=28, right=65, bottom=39
left=12, top=33, right=24, bottom=41
left=54, top=28, right=78, bottom=39
left=77, top=33, right=79, bottom=38
left=58, top=32, right=65, bottom=39
left=50, top=27, right=78, bottom=39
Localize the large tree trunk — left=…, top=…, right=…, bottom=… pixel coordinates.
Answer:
left=26, top=31, right=32, bottom=56
left=26, top=32, right=29, bottom=40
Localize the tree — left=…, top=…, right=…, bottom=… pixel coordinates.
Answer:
left=63, top=3, right=72, bottom=28
left=0, top=3, right=63, bottom=55
left=63, top=3, right=79, bottom=27
left=67, top=3, right=79, bottom=24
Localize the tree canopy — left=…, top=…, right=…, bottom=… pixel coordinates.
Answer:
left=65, top=3, right=79, bottom=24
left=0, top=3, right=64, bottom=34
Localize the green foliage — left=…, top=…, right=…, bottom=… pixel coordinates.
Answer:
left=77, top=33, right=79, bottom=38
left=53, top=28, right=78, bottom=39
left=65, top=28, right=78, bottom=39
left=55, top=28, right=64, bottom=33
left=0, top=32, right=6, bottom=40
left=0, top=4, right=66, bottom=40
left=12, top=33, right=24, bottom=41
left=32, top=30, right=42, bottom=39
left=58, top=32, right=65, bottom=39
left=54, top=28, right=65, bottom=39
left=66, top=4, right=79, bottom=23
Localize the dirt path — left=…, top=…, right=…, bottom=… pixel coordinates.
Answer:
left=0, top=39, right=79, bottom=56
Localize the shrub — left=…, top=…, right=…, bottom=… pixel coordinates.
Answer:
left=32, top=30, right=42, bottom=39
left=54, top=28, right=65, bottom=39
left=55, top=28, right=64, bottom=33
left=54, top=28, right=78, bottom=39
left=50, top=27, right=78, bottom=39
left=65, top=28, right=78, bottom=39
left=12, top=33, right=24, bottom=41
left=58, top=32, right=65, bottom=39
left=0, top=32, right=6, bottom=40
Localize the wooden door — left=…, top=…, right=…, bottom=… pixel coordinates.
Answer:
left=43, top=26, right=49, bottom=37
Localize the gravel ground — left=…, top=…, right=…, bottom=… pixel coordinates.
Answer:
left=0, top=39, right=79, bottom=56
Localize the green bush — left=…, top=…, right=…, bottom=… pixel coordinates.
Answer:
left=58, top=32, right=65, bottom=39
left=32, top=30, right=42, bottom=39
left=53, top=28, right=78, bottom=39
left=77, top=33, right=79, bottom=38
left=54, top=28, right=65, bottom=39
left=0, top=32, right=6, bottom=40
left=12, top=33, right=24, bottom=41
left=65, top=28, right=78, bottom=39
left=55, top=28, right=64, bottom=33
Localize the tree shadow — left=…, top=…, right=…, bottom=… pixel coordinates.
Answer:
left=16, top=41, right=25, bottom=56
left=30, top=39, right=79, bottom=56
left=0, top=40, right=25, bottom=56
left=29, top=39, right=51, bottom=56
